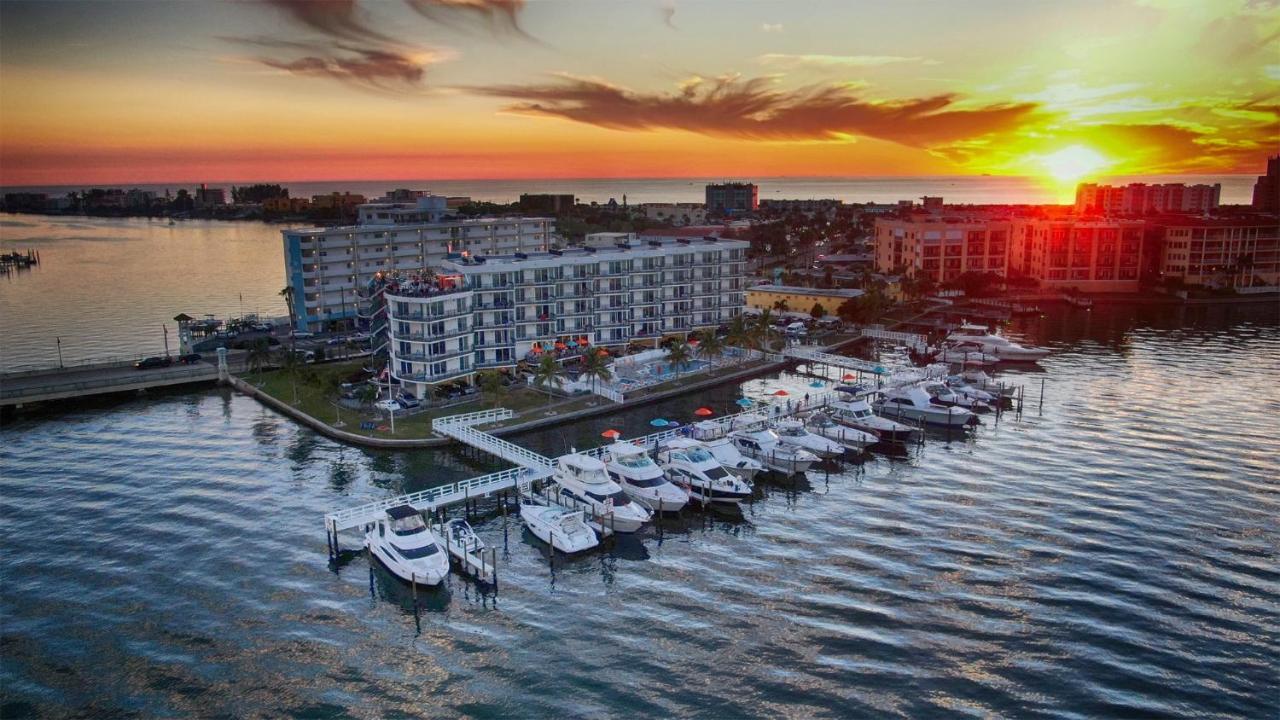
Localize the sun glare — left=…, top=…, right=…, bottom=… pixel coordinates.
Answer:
left=1038, top=145, right=1110, bottom=184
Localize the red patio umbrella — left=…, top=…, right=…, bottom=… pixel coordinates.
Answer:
left=843, top=373, right=856, bottom=381
left=596, top=348, right=609, bottom=357
left=694, top=407, right=714, bottom=417
left=601, top=429, right=621, bottom=439
left=773, top=389, right=789, bottom=397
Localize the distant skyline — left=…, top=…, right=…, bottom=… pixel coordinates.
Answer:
left=1, top=0, right=1277, bottom=190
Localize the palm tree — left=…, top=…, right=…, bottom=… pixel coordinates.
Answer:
left=279, top=286, right=297, bottom=349
left=531, top=354, right=564, bottom=403
left=726, top=314, right=754, bottom=351
left=694, top=329, right=724, bottom=365
left=277, top=348, right=301, bottom=404
left=477, top=369, right=506, bottom=408
left=665, top=340, right=692, bottom=378
left=752, top=308, right=775, bottom=349
left=581, top=350, right=613, bottom=394
left=246, top=338, right=272, bottom=379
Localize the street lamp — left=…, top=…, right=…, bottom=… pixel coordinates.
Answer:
left=56, top=336, right=64, bottom=368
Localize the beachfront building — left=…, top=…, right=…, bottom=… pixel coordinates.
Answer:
left=382, top=236, right=749, bottom=395
left=1156, top=218, right=1280, bottom=288
left=873, top=217, right=1012, bottom=284
left=1075, top=182, right=1221, bottom=215
left=705, top=183, right=759, bottom=213
left=745, top=284, right=863, bottom=316
left=356, top=195, right=448, bottom=225
left=281, top=217, right=554, bottom=331
left=1008, top=218, right=1146, bottom=292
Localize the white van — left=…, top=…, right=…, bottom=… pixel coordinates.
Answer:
left=785, top=321, right=808, bottom=336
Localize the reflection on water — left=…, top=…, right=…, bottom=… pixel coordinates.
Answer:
left=1, top=305, right=1277, bottom=718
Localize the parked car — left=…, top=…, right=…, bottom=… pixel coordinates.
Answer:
left=178, top=353, right=203, bottom=364
left=290, top=331, right=315, bottom=339
left=135, top=356, right=172, bottom=370
left=374, top=398, right=402, bottom=412
left=253, top=323, right=273, bottom=332
left=397, top=396, right=421, bottom=409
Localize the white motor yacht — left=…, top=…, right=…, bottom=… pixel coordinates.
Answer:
left=804, top=412, right=877, bottom=452
left=688, top=420, right=764, bottom=481
left=364, top=505, right=450, bottom=585
left=828, top=397, right=916, bottom=442
left=656, top=438, right=754, bottom=505
left=519, top=498, right=599, bottom=554
left=729, top=417, right=820, bottom=474
left=601, top=441, right=689, bottom=512
left=920, top=380, right=990, bottom=412
left=874, top=384, right=975, bottom=428
left=958, top=369, right=1016, bottom=398
left=771, top=418, right=845, bottom=459
left=947, top=331, right=1050, bottom=362
left=552, top=453, right=651, bottom=533
left=945, top=375, right=996, bottom=404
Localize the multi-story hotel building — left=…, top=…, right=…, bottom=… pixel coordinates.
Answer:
left=1157, top=218, right=1279, bottom=287
left=873, top=218, right=1012, bottom=284
left=1075, top=182, right=1221, bottom=215
left=281, top=215, right=554, bottom=331
left=383, top=236, right=749, bottom=397
left=1008, top=219, right=1145, bottom=292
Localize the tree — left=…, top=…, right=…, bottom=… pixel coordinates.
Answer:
left=246, top=338, right=272, bottom=379
left=810, top=302, right=827, bottom=319
left=277, top=348, right=302, bottom=404
left=477, top=370, right=506, bottom=408
left=694, top=329, right=724, bottom=364
left=531, top=354, right=564, bottom=403
left=357, top=383, right=379, bottom=406
left=279, top=286, right=297, bottom=348
left=581, top=350, right=613, bottom=394
left=665, top=340, right=692, bottom=378
left=231, top=184, right=288, bottom=204
left=753, top=308, right=775, bottom=348
left=726, top=314, right=754, bottom=350
left=773, top=299, right=790, bottom=312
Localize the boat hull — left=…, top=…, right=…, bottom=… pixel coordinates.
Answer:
left=364, top=538, right=449, bottom=586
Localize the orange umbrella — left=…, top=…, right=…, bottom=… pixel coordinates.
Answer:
left=773, top=389, right=789, bottom=397
left=596, top=348, right=609, bottom=357
left=694, top=407, right=714, bottom=416
left=531, top=346, right=543, bottom=354
left=601, top=429, right=621, bottom=439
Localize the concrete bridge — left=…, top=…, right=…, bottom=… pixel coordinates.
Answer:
left=0, top=352, right=245, bottom=408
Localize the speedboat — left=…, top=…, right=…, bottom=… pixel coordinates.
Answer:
left=828, top=397, right=917, bottom=442
left=364, top=505, right=450, bottom=585
left=874, top=383, right=975, bottom=428
left=958, top=369, right=1016, bottom=398
left=441, top=518, right=484, bottom=557
left=804, top=412, right=877, bottom=452
left=519, top=497, right=599, bottom=554
left=947, top=331, right=1050, bottom=362
left=771, top=418, right=845, bottom=459
left=688, top=420, right=764, bottom=481
left=945, top=375, right=996, bottom=404
left=920, top=380, right=990, bottom=412
left=601, top=441, right=689, bottom=512
left=656, top=438, right=754, bottom=505
left=552, top=453, right=651, bottom=533
left=728, top=417, right=819, bottom=474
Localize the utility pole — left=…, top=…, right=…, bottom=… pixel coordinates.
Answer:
left=56, top=337, right=64, bottom=368
left=163, top=324, right=169, bottom=357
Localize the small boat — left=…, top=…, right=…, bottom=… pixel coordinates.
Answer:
left=804, top=412, right=877, bottom=452
left=552, top=453, right=651, bottom=533
left=828, top=397, right=917, bottom=442
left=688, top=420, right=764, bottom=481
left=959, top=369, right=1017, bottom=398
left=519, top=498, right=599, bottom=554
left=656, top=438, right=754, bottom=505
left=920, top=380, right=990, bottom=412
left=947, top=331, right=1050, bottom=362
left=441, top=518, right=484, bottom=556
left=875, top=384, right=976, bottom=428
left=364, top=505, right=450, bottom=585
left=771, top=418, right=845, bottom=459
left=944, top=375, right=996, bottom=404
left=728, top=416, right=820, bottom=474
left=601, top=441, right=689, bottom=512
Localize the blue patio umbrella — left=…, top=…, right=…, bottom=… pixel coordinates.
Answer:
left=874, top=366, right=886, bottom=374
left=735, top=398, right=753, bottom=407
left=567, top=340, right=578, bottom=348
left=650, top=418, right=669, bottom=427
left=809, top=380, right=825, bottom=388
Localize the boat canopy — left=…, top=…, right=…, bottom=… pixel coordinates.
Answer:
left=386, top=504, right=420, bottom=520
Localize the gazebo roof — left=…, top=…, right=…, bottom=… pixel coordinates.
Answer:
left=173, top=313, right=194, bottom=322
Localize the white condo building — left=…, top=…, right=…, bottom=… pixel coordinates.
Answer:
left=383, top=236, right=749, bottom=398
left=281, top=213, right=554, bottom=331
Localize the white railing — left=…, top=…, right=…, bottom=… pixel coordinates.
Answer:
left=432, top=407, right=514, bottom=429
left=325, top=465, right=547, bottom=532
left=858, top=325, right=927, bottom=345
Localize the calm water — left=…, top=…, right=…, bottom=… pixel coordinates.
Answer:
left=2, top=305, right=1277, bottom=718
left=3, top=173, right=1259, bottom=209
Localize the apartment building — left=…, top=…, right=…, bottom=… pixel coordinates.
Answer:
left=281, top=217, right=554, bottom=331
left=1009, top=218, right=1145, bottom=291
left=384, top=237, right=749, bottom=396
left=1075, top=182, right=1221, bottom=215
left=873, top=218, right=1012, bottom=284
left=705, top=183, right=759, bottom=213
left=1158, top=218, right=1279, bottom=287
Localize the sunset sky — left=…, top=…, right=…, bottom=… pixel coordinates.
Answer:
left=1, top=0, right=1277, bottom=186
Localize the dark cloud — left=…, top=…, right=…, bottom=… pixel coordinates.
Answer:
left=403, top=0, right=531, bottom=38
left=468, top=74, right=1039, bottom=147
left=660, top=0, right=677, bottom=29
left=262, top=0, right=397, bottom=44
left=228, top=37, right=442, bottom=92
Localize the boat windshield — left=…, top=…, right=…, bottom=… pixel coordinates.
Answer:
left=392, top=542, right=441, bottom=559
left=684, top=446, right=714, bottom=463
left=704, top=465, right=729, bottom=480
left=614, top=454, right=654, bottom=469
left=627, top=476, right=667, bottom=488
left=777, top=424, right=805, bottom=436
left=586, top=489, right=632, bottom=506
left=390, top=516, right=426, bottom=536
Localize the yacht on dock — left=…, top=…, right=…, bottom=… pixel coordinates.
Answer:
left=656, top=438, right=754, bottom=505
left=920, top=380, right=990, bottom=412
left=552, top=453, right=652, bottom=533
left=957, top=369, right=1017, bottom=398
left=944, top=375, right=997, bottom=404
left=947, top=330, right=1050, bottom=362
left=875, top=384, right=976, bottom=428
left=519, top=498, right=599, bottom=554
left=771, top=418, right=846, bottom=459
left=804, top=413, right=877, bottom=452
left=688, top=420, right=764, bottom=481
left=364, top=505, right=451, bottom=585
left=828, top=397, right=917, bottom=442
left=601, top=441, right=689, bottom=512
left=728, top=415, right=820, bottom=474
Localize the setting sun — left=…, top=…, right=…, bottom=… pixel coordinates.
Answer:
left=1038, top=145, right=1111, bottom=184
